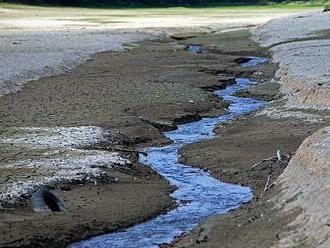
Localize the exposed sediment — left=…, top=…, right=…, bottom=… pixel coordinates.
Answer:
left=0, top=126, right=129, bottom=207
left=273, top=127, right=330, bottom=248
left=172, top=11, right=330, bottom=248
left=1, top=9, right=329, bottom=247
left=254, top=12, right=330, bottom=109
left=255, top=11, right=330, bottom=247
left=0, top=30, right=249, bottom=247
left=1, top=5, right=301, bottom=98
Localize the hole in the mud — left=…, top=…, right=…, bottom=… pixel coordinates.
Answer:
left=234, top=57, right=252, bottom=65
left=43, top=191, right=62, bottom=212
left=186, top=45, right=202, bottom=54
left=31, top=189, right=65, bottom=213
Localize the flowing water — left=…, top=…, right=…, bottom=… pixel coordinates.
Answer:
left=70, top=57, right=267, bottom=248
left=186, top=45, right=202, bottom=54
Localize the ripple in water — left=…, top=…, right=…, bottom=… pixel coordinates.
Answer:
left=70, top=58, right=267, bottom=248
left=240, top=56, right=268, bottom=67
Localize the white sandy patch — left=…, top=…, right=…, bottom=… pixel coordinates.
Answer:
left=254, top=12, right=330, bottom=247
left=0, top=126, right=131, bottom=207
left=0, top=30, right=153, bottom=96
left=254, top=12, right=330, bottom=47
left=272, top=127, right=330, bottom=248
left=254, top=12, right=330, bottom=109
left=0, top=167, right=103, bottom=207
left=0, top=6, right=311, bottom=97
left=255, top=105, right=327, bottom=124
left=0, top=126, right=117, bottom=148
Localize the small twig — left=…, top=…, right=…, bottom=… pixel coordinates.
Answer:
left=251, top=156, right=275, bottom=169
left=94, top=146, right=147, bottom=157
left=61, top=66, right=70, bottom=73
left=252, top=150, right=284, bottom=170
left=263, top=175, right=272, bottom=192
left=277, top=150, right=282, bottom=162
left=114, top=148, right=148, bottom=157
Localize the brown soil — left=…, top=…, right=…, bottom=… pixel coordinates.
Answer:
left=0, top=37, right=232, bottom=147
left=234, top=82, right=280, bottom=101
left=0, top=165, right=173, bottom=248
left=0, top=29, right=277, bottom=247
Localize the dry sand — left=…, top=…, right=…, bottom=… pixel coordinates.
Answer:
left=0, top=5, right=313, bottom=96
left=253, top=11, right=330, bottom=247
left=254, top=11, right=330, bottom=109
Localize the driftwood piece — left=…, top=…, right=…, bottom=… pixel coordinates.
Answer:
left=251, top=150, right=283, bottom=170
left=95, top=146, right=148, bottom=157
left=263, top=175, right=272, bottom=192
left=251, top=156, right=275, bottom=169
left=277, top=150, right=282, bottom=161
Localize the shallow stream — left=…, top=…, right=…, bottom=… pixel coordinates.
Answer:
left=70, top=56, right=267, bottom=248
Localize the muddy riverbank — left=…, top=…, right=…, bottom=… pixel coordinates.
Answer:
left=171, top=113, right=327, bottom=247
left=0, top=29, right=274, bottom=247
left=170, top=14, right=330, bottom=247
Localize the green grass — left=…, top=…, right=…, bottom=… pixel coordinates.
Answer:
left=0, top=1, right=327, bottom=10
left=0, top=1, right=324, bottom=24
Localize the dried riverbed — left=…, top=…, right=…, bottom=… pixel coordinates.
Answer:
left=70, top=55, right=269, bottom=247
left=1, top=7, right=329, bottom=247
left=171, top=16, right=330, bottom=246
left=0, top=29, right=276, bottom=247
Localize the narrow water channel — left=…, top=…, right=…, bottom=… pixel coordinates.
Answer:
left=70, top=57, right=267, bottom=248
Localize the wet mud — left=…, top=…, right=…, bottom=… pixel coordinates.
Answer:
left=0, top=29, right=279, bottom=247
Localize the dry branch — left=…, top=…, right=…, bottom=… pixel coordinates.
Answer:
left=263, top=175, right=272, bottom=192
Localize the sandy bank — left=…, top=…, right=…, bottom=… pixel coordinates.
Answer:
left=170, top=12, right=330, bottom=246
left=0, top=30, right=153, bottom=96
left=0, top=5, right=312, bottom=97
left=254, top=11, right=330, bottom=109
left=252, top=12, right=330, bottom=247
left=273, top=127, right=330, bottom=247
